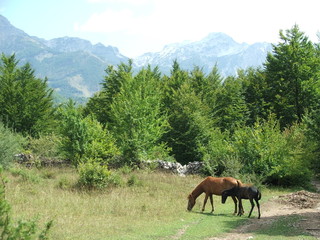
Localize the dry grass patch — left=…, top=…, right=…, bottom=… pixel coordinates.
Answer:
left=5, top=166, right=203, bottom=239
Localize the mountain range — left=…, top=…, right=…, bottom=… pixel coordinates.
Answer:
left=0, top=15, right=272, bottom=100
left=135, top=33, right=271, bottom=76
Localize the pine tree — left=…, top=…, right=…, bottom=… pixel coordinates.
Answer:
left=0, top=54, right=55, bottom=136
left=264, top=25, right=320, bottom=128
left=239, top=67, right=270, bottom=125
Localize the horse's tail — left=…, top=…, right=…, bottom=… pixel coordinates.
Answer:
left=236, top=180, right=242, bottom=187
left=258, top=190, right=262, bottom=200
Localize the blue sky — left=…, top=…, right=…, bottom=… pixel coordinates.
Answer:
left=1, top=0, right=319, bottom=57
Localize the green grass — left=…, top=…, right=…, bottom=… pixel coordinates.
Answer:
left=3, top=166, right=317, bottom=239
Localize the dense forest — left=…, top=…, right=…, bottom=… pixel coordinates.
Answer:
left=1, top=25, right=320, bottom=191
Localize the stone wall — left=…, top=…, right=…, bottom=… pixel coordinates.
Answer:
left=140, top=160, right=203, bottom=176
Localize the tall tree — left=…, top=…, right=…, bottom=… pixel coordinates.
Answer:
left=239, top=67, right=270, bottom=125
left=214, top=75, right=248, bottom=132
left=109, top=65, right=169, bottom=163
left=84, top=60, right=133, bottom=125
left=0, top=54, right=55, bottom=136
left=264, top=25, right=320, bottom=128
left=162, top=64, right=220, bottom=164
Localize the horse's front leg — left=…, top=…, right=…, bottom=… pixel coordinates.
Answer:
left=209, top=194, right=214, bottom=213
left=202, top=194, right=209, bottom=212
left=235, top=196, right=244, bottom=215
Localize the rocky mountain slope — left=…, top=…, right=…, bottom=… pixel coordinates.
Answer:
left=0, top=15, right=272, bottom=100
left=0, top=15, right=128, bottom=100
left=135, top=32, right=271, bottom=76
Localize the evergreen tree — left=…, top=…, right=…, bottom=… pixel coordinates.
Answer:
left=239, top=67, right=270, bottom=125
left=167, top=81, right=215, bottom=164
left=264, top=25, right=320, bottom=128
left=214, top=76, right=248, bottom=132
left=162, top=64, right=220, bottom=164
left=0, top=54, right=55, bottom=136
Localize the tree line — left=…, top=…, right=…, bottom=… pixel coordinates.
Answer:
left=1, top=25, right=320, bottom=187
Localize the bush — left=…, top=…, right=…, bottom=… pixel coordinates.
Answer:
left=201, top=117, right=313, bottom=187
left=59, top=101, right=119, bottom=167
left=303, top=109, right=320, bottom=173
left=232, top=118, right=312, bottom=186
left=127, top=174, right=141, bottom=187
left=198, top=128, right=232, bottom=175
left=0, top=122, right=25, bottom=168
left=57, top=177, right=73, bottom=190
left=77, top=160, right=122, bottom=189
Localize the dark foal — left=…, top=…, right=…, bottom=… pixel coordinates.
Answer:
left=222, top=185, right=261, bottom=219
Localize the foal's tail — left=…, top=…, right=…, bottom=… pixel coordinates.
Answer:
left=257, top=190, right=262, bottom=200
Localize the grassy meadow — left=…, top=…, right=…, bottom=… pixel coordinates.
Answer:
left=3, top=166, right=317, bottom=240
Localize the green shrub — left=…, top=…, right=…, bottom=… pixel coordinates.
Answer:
left=303, top=109, right=320, bottom=173
left=232, top=118, right=312, bottom=186
left=198, top=128, right=232, bottom=175
left=59, top=101, right=119, bottom=167
left=57, top=177, right=73, bottom=190
left=201, top=117, right=312, bottom=187
left=127, top=174, right=141, bottom=187
left=0, top=122, right=25, bottom=168
left=77, top=160, right=122, bottom=189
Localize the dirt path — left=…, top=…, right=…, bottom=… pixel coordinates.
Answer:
left=208, top=181, right=320, bottom=240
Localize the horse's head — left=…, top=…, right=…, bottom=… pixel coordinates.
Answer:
left=221, top=190, right=228, bottom=204
left=187, top=194, right=195, bottom=211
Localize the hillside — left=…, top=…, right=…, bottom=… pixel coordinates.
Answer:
left=0, top=15, right=128, bottom=100
left=0, top=15, right=271, bottom=100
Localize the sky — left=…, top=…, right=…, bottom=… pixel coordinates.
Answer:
left=1, top=0, right=319, bottom=57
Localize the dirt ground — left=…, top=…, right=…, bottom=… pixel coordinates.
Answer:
left=208, top=181, right=320, bottom=240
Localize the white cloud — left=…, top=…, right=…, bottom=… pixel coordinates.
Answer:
left=75, top=0, right=320, bottom=57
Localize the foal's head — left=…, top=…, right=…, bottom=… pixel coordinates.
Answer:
left=221, top=190, right=229, bottom=204
left=187, top=194, right=196, bottom=211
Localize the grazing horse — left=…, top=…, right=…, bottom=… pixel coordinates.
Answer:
left=187, top=176, right=242, bottom=214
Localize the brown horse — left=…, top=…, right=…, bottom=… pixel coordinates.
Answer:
left=187, top=176, right=242, bottom=214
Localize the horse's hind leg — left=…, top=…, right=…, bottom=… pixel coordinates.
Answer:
left=248, top=198, right=255, bottom=218
left=255, top=198, right=261, bottom=219
left=209, top=194, right=214, bottom=213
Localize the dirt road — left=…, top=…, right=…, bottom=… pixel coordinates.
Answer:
left=207, top=181, right=320, bottom=240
